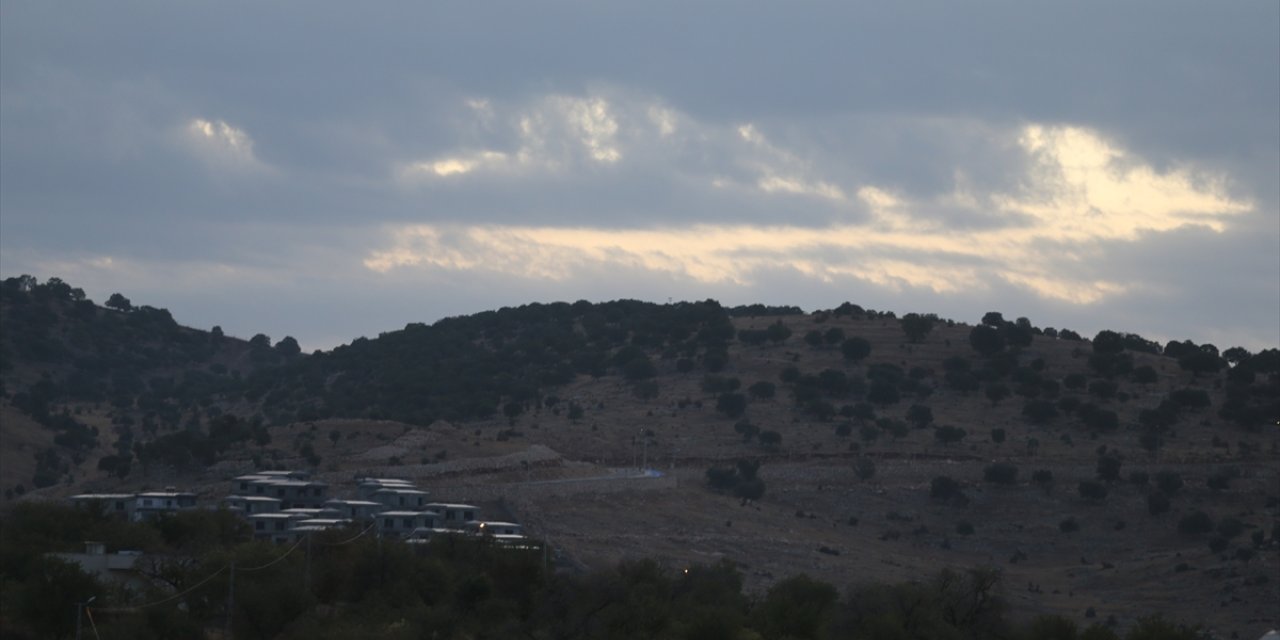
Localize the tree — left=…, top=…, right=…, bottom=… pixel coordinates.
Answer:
left=981, top=311, right=1005, bottom=327
left=1096, top=454, right=1122, bottom=483
left=983, top=462, right=1018, bottom=485
left=1091, top=330, right=1125, bottom=354
left=853, top=457, right=876, bottom=481
left=984, top=383, right=1010, bottom=406
left=752, top=575, right=838, bottom=640
left=1178, top=350, right=1223, bottom=377
left=866, top=380, right=899, bottom=406
left=1177, top=511, right=1213, bottom=535
left=1146, top=492, right=1170, bottom=516
left=765, top=321, right=792, bottom=343
left=968, top=325, right=1005, bottom=356
left=906, top=404, right=933, bottom=428
left=1032, top=469, right=1054, bottom=494
left=747, top=381, right=776, bottom=400
left=105, top=292, right=132, bottom=312
left=840, top=337, right=871, bottom=362
left=899, top=313, right=936, bottom=343
left=1155, top=471, right=1183, bottom=495
left=274, top=336, right=302, bottom=357
left=1022, top=399, right=1058, bottom=424
left=716, top=393, right=747, bottom=419
left=934, top=425, right=966, bottom=445
left=1077, top=480, right=1108, bottom=503
left=930, top=476, right=966, bottom=504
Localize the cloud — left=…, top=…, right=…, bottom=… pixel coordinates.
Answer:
left=181, top=117, right=269, bottom=172
left=368, top=123, right=1251, bottom=308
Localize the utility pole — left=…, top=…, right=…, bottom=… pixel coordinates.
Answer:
left=225, top=562, right=235, bottom=640
left=75, top=596, right=94, bottom=640
left=304, top=533, right=312, bottom=593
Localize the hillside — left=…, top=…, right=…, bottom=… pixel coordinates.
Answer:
left=1, top=275, right=1277, bottom=636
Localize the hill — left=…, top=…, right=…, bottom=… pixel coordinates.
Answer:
left=1, top=274, right=1277, bottom=636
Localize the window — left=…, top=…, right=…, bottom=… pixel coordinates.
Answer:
left=384, top=518, right=393, bottom=529
left=256, top=521, right=265, bottom=531
left=403, top=518, right=414, bottom=528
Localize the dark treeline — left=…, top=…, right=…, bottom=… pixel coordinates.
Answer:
left=1, top=503, right=1204, bottom=640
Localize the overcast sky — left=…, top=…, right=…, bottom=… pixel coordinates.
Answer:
left=2, top=2, right=1277, bottom=351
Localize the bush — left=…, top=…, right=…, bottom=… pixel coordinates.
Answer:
left=1077, top=481, right=1108, bottom=503
left=1155, top=471, right=1183, bottom=495
left=1146, top=492, right=1170, bottom=516
left=1178, top=511, right=1213, bottom=535
left=983, top=462, right=1018, bottom=485
left=853, top=457, right=876, bottom=481
left=934, top=425, right=966, bottom=445
left=1059, top=517, right=1079, bottom=533
left=1217, top=516, right=1244, bottom=539
left=1032, top=469, right=1053, bottom=492
left=1095, top=454, right=1122, bottom=483
left=930, top=476, right=966, bottom=505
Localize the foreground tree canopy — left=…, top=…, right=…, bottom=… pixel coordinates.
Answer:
left=0, top=503, right=1208, bottom=640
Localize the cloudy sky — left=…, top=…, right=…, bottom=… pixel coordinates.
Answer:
left=2, top=2, right=1277, bottom=351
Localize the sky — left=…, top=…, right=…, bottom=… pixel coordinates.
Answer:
left=2, top=2, right=1277, bottom=352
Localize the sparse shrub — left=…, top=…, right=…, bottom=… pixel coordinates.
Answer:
left=956, top=521, right=975, bottom=535
left=1077, top=480, right=1107, bottom=503
left=1206, top=467, right=1238, bottom=492
left=990, top=428, right=1006, bottom=444
left=1128, top=470, right=1149, bottom=485
left=1208, top=536, right=1228, bottom=553
left=983, top=462, right=1018, bottom=485
left=758, top=430, right=781, bottom=448
left=1059, top=517, right=1079, bottom=533
left=934, top=425, right=966, bottom=445
left=1155, top=471, right=1183, bottom=495
left=1217, top=517, right=1244, bottom=539
left=853, top=457, right=876, bottom=481
left=1032, top=469, right=1053, bottom=493
left=1177, top=511, right=1213, bottom=535
left=1147, top=492, right=1170, bottom=516
left=930, top=476, right=966, bottom=505
left=1095, top=454, right=1122, bottom=483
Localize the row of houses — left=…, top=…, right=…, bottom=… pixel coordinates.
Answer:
left=69, top=471, right=524, bottom=546
left=69, top=489, right=197, bottom=522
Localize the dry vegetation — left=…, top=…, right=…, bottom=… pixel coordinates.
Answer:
left=4, top=290, right=1277, bottom=637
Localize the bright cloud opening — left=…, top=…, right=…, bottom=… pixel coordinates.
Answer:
left=184, top=118, right=263, bottom=169
left=372, top=122, right=1251, bottom=306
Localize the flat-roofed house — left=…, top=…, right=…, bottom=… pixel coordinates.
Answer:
left=248, top=513, right=306, bottom=543
left=426, top=503, right=480, bottom=528
left=464, top=521, right=523, bottom=536
left=133, top=490, right=197, bottom=521
left=324, top=499, right=384, bottom=521
left=222, top=495, right=282, bottom=515
left=377, top=510, right=441, bottom=538
left=371, top=488, right=430, bottom=510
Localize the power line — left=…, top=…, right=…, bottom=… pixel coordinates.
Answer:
left=94, top=565, right=226, bottom=613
